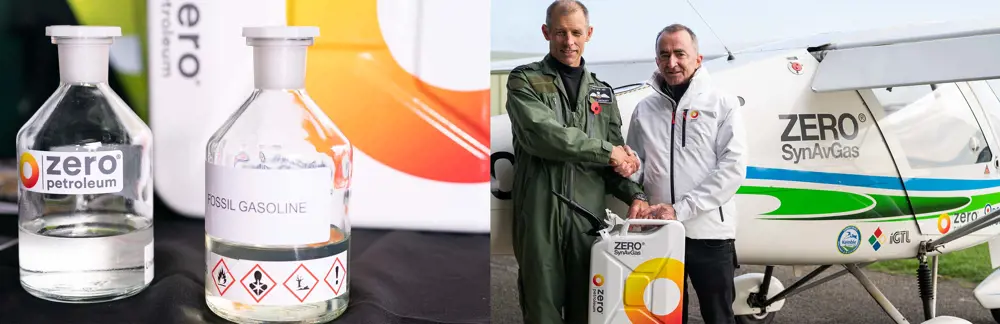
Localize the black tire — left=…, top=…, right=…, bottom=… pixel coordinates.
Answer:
left=990, top=308, right=1000, bottom=323
left=736, top=312, right=776, bottom=324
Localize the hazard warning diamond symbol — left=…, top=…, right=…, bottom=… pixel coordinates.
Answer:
left=283, top=264, right=319, bottom=302
left=324, top=257, right=346, bottom=295
left=211, top=259, right=234, bottom=296
left=241, top=264, right=276, bottom=303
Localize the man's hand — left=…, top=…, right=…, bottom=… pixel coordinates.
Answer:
left=627, top=199, right=649, bottom=219
left=627, top=199, right=650, bottom=232
left=610, top=145, right=629, bottom=167
left=629, top=204, right=675, bottom=232
left=647, top=204, right=676, bottom=220
left=624, top=145, right=638, bottom=158
left=613, top=159, right=637, bottom=177
left=612, top=146, right=640, bottom=177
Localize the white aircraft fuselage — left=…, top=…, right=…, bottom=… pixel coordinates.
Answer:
left=491, top=47, right=1000, bottom=266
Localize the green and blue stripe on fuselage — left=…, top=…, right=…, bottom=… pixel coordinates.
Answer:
left=733, top=166, right=1000, bottom=265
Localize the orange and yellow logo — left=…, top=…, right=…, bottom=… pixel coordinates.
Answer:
left=623, top=257, right=685, bottom=323
left=689, top=110, right=699, bottom=119
left=19, top=152, right=39, bottom=189
left=289, top=1, right=489, bottom=184
left=592, top=274, right=604, bottom=287
left=937, top=213, right=951, bottom=234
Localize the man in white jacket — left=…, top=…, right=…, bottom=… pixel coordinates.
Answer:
left=622, top=24, right=747, bottom=324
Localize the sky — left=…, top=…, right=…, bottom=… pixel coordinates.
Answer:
left=490, top=0, right=1000, bottom=62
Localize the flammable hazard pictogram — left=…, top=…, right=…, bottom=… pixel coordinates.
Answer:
left=211, top=258, right=235, bottom=296
left=241, top=264, right=276, bottom=303
left=324, top=257, right=346, bottom=295
left=283, top=264, right=319, bottom=302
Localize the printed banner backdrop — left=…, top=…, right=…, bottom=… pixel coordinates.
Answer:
left=290, top=0, right=490, bottom=232
left=148, top=0, right=490, bottom=233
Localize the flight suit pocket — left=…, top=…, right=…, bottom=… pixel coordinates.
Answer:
left=591, top=103, right=615, bottom=140
left=541, top=93, right=567, bottom=126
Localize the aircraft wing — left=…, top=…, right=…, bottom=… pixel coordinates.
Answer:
left=492, top=55, right=724, bottom=90
left=496, top=19, right=1000, bottom=94
left=492, top=56, right=546, bottom=72
left=803, top=19, right=1000, bottom=92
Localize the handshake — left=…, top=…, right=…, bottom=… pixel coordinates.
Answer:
left=610, top=145, right=640, bottom=177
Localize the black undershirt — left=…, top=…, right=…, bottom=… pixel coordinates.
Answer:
left=548, top=55, right=586, bottom=108
left=662, top=79, right=690, bottom=104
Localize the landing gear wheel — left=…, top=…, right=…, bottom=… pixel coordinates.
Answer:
left=990, top=308, right=1000, bottom=323
left=736, top=312, right=776, bottom=324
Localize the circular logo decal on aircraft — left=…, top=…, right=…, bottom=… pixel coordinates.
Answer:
left=788, top=61, right=803, bottom=75
left=837, top=225, right=861, bottom=254
left=592, top=274, right=604, bottom=287
left=937, top=213, right=952, bottom=234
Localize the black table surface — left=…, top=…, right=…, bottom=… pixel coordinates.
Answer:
left=0, top=198, right=490, bottom=324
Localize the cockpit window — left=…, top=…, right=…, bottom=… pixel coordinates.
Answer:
left=871, top=83, right=992, bottom=169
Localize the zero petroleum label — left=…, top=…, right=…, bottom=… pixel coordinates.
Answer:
left=207, top=250, right=348, bottom=305
left=19, top=149, right=124, bottom=194
left=937, top=206, right=1000, bottom=235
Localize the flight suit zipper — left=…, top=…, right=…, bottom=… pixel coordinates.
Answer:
left=552, top=81, right=573, bottom=240
left=578, top=86, right=597, bottom=221
left=567, top=102, right=575, bottom=242
left=587, top=100, right=595, bottom=138
left=681, top=109, right=689, bottom=147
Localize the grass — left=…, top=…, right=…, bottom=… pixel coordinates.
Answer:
left=868, top=243, right=995, bottom=286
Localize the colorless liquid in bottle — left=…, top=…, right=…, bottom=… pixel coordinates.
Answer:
left=204, top=148, right=350, bottom=323
left=17, top=29, right=155, bottom=304
left=19, top=212, right=153, bottom=303
left=205, top=226, right=350, bottom=324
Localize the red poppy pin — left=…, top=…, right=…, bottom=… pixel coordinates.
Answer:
left=590, top=99, right=601, bottom=115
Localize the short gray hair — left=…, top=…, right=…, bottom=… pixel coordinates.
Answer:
left=545, top=0, right=589, bottom=26
left=655, top=24, right=699, bottom=52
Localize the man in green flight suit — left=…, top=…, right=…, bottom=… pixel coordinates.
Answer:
left=505, top=1, right=649, bottom=323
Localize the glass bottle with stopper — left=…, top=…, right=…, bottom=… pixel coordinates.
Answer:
left=16, top=25, right=155, bottom=304
left=204, top=25, right=353, bottom=323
